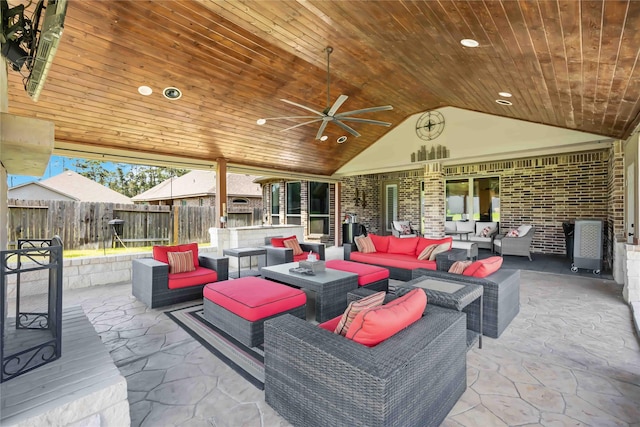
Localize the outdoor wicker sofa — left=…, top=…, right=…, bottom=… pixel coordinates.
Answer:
left=411, top=267, right=520, bottom=338
left=264, top=295, right=467, bottom=427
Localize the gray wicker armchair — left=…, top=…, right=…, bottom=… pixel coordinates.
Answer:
left=264, top=302, right=467, bottom=427
left=493, top=226, right=535, bottom=261
left=258, top=236, right=325, bottom=267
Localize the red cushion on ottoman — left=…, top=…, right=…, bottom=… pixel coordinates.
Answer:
left=203, top=277, right=306, bottom=322
left=325, top=259, right=389, bottom=286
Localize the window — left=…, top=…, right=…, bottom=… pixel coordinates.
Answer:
left=271, top=183, right=280, bottom=224
left=232, top=198, right=248, bottom=204
left=286, top=182, right=301, bottom=225
left=199, top=198, right=204, bottom=206
left=446, top=177, right=499, bottom=222
left=308, top=182, right=329, bottom=234
left=384, top=183, right=398, bottom=233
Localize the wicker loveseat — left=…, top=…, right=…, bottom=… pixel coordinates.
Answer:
left=264, top=297, right=467, bottom=427
left=411, top=266, right=520, bottom=338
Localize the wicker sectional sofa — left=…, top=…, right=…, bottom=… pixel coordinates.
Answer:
left=411, top=267, right=520, bottom=338
left=343, top=235, right=456, bottom=281
left=264, top=301, right=467, bottom=427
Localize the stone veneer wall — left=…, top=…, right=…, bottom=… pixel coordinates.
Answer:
left=422, top=163, right=446, bottom=237
left=607, top=141, right=625, bottom=271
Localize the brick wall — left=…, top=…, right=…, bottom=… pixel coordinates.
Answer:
left=339, top=148, right=618, bottom=258
left=607, top=141, right=625, bottom=269
left=444, top=150, right=611, bottom=255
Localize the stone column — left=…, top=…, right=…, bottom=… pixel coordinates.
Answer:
left=422, top=163, right=445, bottom=237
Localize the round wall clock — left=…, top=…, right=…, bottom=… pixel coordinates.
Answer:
left=415, top=111, right=445, bottom=141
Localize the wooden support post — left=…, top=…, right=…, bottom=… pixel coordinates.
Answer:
left=216, top=159, right=227, bottom=227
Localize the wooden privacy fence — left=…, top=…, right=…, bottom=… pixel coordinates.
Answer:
left=7, top=200, right=217, bottom=249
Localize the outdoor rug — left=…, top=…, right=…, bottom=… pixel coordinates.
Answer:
left=165, top=304, right=265, bottom=390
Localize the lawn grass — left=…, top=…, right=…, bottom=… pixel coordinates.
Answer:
left=63, top=243, right=211, bottom=258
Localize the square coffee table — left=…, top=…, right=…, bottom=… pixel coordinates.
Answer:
left=399, top=277, right=483, bottom=349
left=261, top=262, right=358, bottom=322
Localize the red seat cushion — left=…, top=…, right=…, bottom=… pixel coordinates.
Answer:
left=318, top=315, right=341, bottom=332
left=168, top=266, right=217, bottom=289
left=153, top=243, right=200, bottom=267
left=346, top=288, right=427, bottom=347
left=203, top=277, right=306, bottom=322
left=349, top=252, right=437, bottom=271
left=462, top=256, right=503, bottom=278
left=325, top=259, right=389, bottom=286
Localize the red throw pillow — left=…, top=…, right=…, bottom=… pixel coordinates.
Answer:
left=462, top=256, right=503, bottom=278
left=153, top=243, right=199, bottom=267
left=271, top=235, right=297, bottom=247
left=346, top=288, right=427, bottom=347
left=368, top=234, right=390, bottom=253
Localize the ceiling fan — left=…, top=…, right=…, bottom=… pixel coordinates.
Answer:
left=256, top=46, right=393, bottom=141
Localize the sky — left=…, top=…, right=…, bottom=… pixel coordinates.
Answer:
left=7, top=156, right=124, bottom=187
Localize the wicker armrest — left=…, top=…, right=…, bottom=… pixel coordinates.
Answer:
left=436, top=248, right=467, bottom=271
left=300, top=242, right=326, bottom=260
left=198, top=254, right=229, bottom=281
left=343, top=243, right=357, bottom=260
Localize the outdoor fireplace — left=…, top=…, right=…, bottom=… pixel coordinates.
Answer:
left=1, top=237, right=63, bottom=383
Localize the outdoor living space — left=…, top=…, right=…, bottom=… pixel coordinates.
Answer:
left=3, top=246, right=630, bottom=427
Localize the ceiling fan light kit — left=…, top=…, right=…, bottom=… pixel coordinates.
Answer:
left=257, top=46, right=393, bottom=140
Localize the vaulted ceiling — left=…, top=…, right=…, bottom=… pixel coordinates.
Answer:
left=5, top=0, right=640, bottom=177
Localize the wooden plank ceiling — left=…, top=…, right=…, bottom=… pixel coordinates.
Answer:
left=5, top=0, right=640, bottom=177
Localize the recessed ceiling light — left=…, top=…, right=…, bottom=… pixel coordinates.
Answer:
left=337, top=136, right=347, bottom=144
left=163, top=87, right=182, bottom=100
left=256, top=118, right=266, bottom=125
left=498, top=92, right=513, bottom=98
left=320, top=135, right=328, bottom=141
left=460, top=39, right=479, bottom=48
left=496, top=99, right=513, bottom=106
left=138, top=85, right=152, bottom=96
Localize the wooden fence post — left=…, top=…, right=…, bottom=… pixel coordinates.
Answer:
left=173, top=205, right=179, bottom=245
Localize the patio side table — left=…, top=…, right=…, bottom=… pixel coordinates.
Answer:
left=399, top=277, right=483, bottom=349
left=222, top=247, right=267, bottom=279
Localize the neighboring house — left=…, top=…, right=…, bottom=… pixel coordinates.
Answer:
left=132, top=170, right=263, bottom=226
left=8, top=170, right=132, bottom=204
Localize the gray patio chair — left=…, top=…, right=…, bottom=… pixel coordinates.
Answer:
left=493, top=226, right=536, bottom=261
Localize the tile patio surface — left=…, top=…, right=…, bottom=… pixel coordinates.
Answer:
left=60, top=249, right=640, bottom=427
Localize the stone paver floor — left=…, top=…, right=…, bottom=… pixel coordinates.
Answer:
left=62, top=267, right=640, bottom=427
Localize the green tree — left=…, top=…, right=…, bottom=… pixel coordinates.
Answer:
left=73, top=160, right=188, bottom=198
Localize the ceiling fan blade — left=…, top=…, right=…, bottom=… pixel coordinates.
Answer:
left=327, top=94, right=349, bottom=116
left=280, top=118, right=323, bottom=132
left=337, top=117, right=392, bottom=127
left=315, top=121, right=330, bottom=140
left=334, top=105, right=393, bottom=118
left=265, top=115, right=321, bottom=120
left=280, top=99, right=325, bottom=116
left=334, top=120, right=361, bottom=137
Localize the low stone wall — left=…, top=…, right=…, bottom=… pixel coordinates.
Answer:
left=5, top=247, right=218, bottom=298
